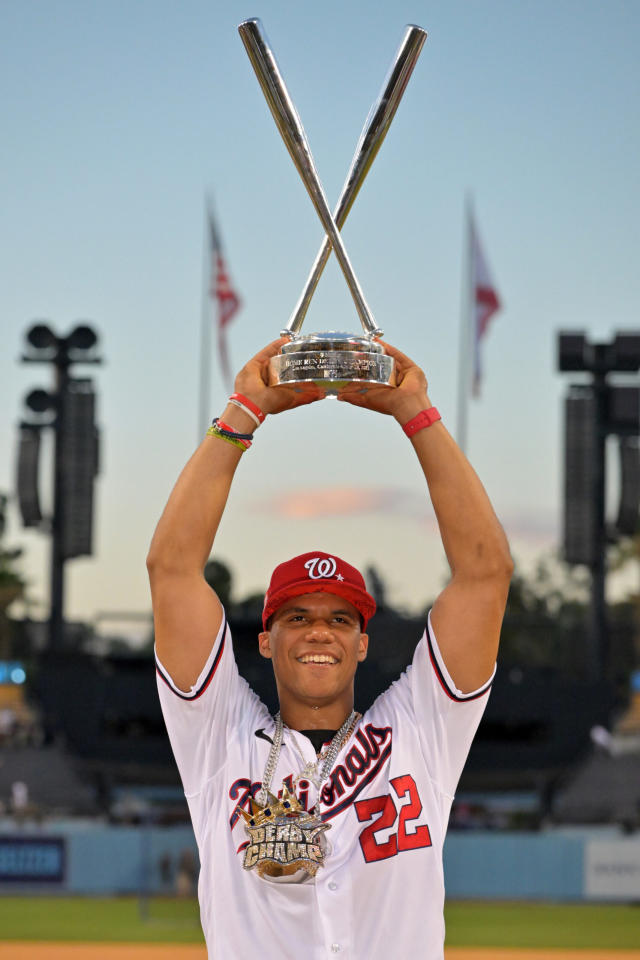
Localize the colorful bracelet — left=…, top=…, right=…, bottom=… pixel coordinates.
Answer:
left=206, top=426, right=247, bottom=451
left=206, top=418, right=253, bottom=451
left=402, top=407, right=441, bottom=438
left=229, top=392, right=266, bottom=426
left=215, top=419, right=254, bottom=441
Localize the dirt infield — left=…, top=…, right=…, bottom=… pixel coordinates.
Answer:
left=0, top=949, right=206, bottom=959
left=2, top=947, right=640, bottom=960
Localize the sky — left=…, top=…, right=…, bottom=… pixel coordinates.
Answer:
left=1, top=0, right=639, bottom=633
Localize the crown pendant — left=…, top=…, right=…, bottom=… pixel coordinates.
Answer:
left=238, top=783, right=331, bottom=880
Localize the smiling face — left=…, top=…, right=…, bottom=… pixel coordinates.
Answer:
left=258, top=592, right=369, bottom=729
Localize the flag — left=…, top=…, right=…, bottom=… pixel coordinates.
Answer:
left=470, top=214, right=501, bottom=396
left=208, top=207, right=242, bottom=389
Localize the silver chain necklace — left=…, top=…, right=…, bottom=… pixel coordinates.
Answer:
left=241, top=711, right=361, bottom=880
left=260, top=709, right=359, bottom=817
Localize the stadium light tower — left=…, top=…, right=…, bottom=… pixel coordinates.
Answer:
left=558, top=331, right=640, bottom=677
left=18, top=322, right=102, bottom=651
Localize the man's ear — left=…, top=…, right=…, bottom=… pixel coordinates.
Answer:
left=258, top=631, right=273, bottom=659
left=358, top=633, right=369, bottom=662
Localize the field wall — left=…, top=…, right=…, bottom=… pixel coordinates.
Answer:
left=1, top=823, right=639, bottom=902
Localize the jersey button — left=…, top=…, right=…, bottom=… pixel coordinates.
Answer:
left=331, top=945, right=340, bottom=953
left=328, top=881, right=338, bottom=891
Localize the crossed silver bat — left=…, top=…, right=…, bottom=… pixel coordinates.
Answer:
left=238, top=19, right=427, bottom=341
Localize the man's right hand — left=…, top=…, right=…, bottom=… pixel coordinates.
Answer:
left=233, top=338, right=325, bottom=416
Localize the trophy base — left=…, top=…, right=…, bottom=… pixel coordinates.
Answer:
left=270, top=332, right=395, bottom=395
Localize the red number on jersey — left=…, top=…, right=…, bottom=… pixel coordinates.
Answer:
left=354, top=794, right=398, bottom=862
left=391, top=774, right=432, bottom=852
left=355, top=775, right=431, bottom=864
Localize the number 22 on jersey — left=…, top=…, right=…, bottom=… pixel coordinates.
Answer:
left=354, top=774, right=432, bottom=864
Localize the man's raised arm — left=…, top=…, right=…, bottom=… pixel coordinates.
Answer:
left=146, top=339, right=322, bottom=692
left=338, top=341, right=513, bottom=693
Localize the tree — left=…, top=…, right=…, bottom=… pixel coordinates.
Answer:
left=608, top=534, right=640, bottom=683
left=500, top=553, right=591, bottom=673
left=204, top=559, right=233, bottom=610
left=0, top=493, right=26, bottom=659
left=501, top=551, right=635, bottom=688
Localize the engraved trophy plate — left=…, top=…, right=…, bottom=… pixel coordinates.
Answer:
left=270, top=332, right=394, bottom=393
left=238, top=19, right=426, bottom=394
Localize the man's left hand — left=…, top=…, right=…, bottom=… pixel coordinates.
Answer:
left=337, top=341, right=430, bottom=424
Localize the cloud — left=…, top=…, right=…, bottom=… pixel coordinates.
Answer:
left=501, top=509, right=558, bottom=545
left=252, top=486, right=430, bottom=520
left=252, top=487, right=560, bottom=548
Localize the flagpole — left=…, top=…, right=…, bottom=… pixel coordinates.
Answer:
left=456, top=195, right=473, bottom=454
left=198, top=198, right=212, bottom=442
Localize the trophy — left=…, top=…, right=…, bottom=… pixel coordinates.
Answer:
left=238, top=19, right=426, bottom=394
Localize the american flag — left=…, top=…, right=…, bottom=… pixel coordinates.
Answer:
left=470, top=214, right=501, bottom=396
left=208, top=209, right=242, bottom=389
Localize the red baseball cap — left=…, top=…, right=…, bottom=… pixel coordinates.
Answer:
left=262, top=551, right=376, bottom=630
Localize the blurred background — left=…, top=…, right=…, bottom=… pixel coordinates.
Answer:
left=1, top=0, right=640, bottom=920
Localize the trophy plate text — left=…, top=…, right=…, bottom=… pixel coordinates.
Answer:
left=270, top=332, right=395, bottom=394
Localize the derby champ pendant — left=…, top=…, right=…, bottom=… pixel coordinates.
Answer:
left=238, top=785, right=331, bottom=881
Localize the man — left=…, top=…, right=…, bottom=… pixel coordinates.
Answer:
left=147, top=338, right=512, bottom=958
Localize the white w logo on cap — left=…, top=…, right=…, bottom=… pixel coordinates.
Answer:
left=304, top=557, right=337, bottom=580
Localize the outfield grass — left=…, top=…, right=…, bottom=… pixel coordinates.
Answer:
left=0, top=898, right=637, bottom=948
left=0, top=898, right=203, bottom=944
left=445, top=902, right=640, bottom=949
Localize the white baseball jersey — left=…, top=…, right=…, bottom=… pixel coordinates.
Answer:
left=156, top=610, right=493, bottom=959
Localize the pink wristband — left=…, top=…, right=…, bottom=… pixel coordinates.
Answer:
left=229, top=393, right=265, bottom=425
left=402, top=407, right=441, bottom=438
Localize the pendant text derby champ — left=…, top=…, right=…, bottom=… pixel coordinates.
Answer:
left=239, top=787, right=330, bottom=879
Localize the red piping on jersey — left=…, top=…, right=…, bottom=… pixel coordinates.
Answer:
left=155, top=618, right=227, bottom=701
left=425, top=624, right=493, bottom=703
